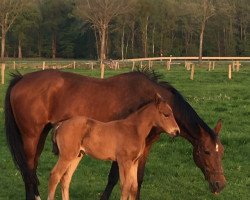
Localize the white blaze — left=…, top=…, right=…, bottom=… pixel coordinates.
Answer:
left=216, top=143, right=219, bottom=152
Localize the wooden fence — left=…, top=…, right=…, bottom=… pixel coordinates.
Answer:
left=1, top=57, right=250, bottom=84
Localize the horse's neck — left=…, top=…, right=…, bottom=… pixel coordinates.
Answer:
left=126, top=104, right=156, bottom=139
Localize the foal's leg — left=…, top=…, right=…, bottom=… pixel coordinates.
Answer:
left=118, top=161, right=135, bottom=200
left=129, top=161, right=139, bottom=200
left=48, top=158, right=72, bottom=200
left=100, top=161, right=119, bottom=200
left=136, top=134, right=160, bottom=200
left=61, top=154, right=83, bottom=200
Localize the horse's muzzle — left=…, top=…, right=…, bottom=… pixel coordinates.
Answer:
left=210, top=180, right=226, bottom=194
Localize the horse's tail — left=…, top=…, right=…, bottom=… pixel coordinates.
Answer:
left=4, top=72, right=36, bottom=184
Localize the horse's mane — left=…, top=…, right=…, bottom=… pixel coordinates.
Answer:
left=137, top=68, right=217, bottom=140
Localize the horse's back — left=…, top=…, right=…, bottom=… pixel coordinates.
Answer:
left=9, top=70, right=158, bottom=135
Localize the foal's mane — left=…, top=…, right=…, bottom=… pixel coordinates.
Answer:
left=137, top=68, right=217, bottom=141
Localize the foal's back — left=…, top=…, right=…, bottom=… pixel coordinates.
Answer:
left=55, top=116, right=141, bottom=161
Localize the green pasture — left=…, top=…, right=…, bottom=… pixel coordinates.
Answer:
left=0, top=63, right=249, bottom=200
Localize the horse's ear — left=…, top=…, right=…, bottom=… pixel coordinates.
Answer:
left=214, top=119, right=222, bottom=135
left=154, top=93, right=162, bottom=105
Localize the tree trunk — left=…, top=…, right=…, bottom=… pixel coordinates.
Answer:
left=121, top=23, right=125, bottom=60
left=152, top=24, right=155, bottom=56
left=143, top=16, right=149, bottom=58
left=199, top=22, right=205, bottom=66
left=217, top=31, right=221, bottom=56
left=100, top=26, right=107, bottom=78
left=52, top=32, right=56, bottom=59
left=18, top=37, right=22, bottom=59
left=94, top=28, right=99, bottom=59
left=125, top=36, right=129, bottom=59
left=1, top=26, right=6, bottom=61
left=160, top=21, right=164, bottom=56
left=131, top=21, right=135, bottom=57
left=37, top=31, right=42, bottom=57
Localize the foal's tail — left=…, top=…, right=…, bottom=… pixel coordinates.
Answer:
left=51, top=122, right=62, bottom=156
left=4, top=72, right=35, bottom=183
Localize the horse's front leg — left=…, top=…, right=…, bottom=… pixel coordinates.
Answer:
left=100, top=161, right=119, bottom=200
left=136, top=133, right=160, bottom=200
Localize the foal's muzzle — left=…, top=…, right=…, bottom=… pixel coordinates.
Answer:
left=170, top=128, right=180, bottom=137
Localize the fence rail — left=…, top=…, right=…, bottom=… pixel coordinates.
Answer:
left=121, top=56, right=250, bottom=62
left=1, top=57, right=250, bottom=84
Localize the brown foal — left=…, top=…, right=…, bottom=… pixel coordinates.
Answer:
left=47, top=94, right=180, bottom=200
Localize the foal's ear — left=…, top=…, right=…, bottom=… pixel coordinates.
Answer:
left=214, top=119, right=222, bottom=135
left=154, top=93, right=163, bottom=105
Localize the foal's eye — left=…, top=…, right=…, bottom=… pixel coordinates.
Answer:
left=163, top=113, right=169, bottom=117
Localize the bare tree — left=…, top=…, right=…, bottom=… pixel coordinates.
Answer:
left=0, top=0, right=28, bottom=61
left=198, top=0, right=215, bottom=65
left=74, top=0, right=135, bottom=78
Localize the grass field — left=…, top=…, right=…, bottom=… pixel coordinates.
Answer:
left=0, top=63, right=249, bottom=200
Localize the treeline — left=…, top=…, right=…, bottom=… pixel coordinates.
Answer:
left=1, top=0, right=250, bottom=60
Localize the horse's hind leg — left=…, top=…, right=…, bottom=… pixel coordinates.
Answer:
left=61, top=154, right=84, bottom=200
left=48, top=158, right=72, bottom=200
left=100, top=161, right=119, bottom=200
left=22, top=133, right=43, bottom=200
left=33, top=124, right=52, bottom=199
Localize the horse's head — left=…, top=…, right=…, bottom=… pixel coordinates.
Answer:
left=154, top=93, right=180, bottom=137
left=192, top=119, right=226, bottom=194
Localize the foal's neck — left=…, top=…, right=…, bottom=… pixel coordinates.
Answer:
left=126, top=103, right=157, bottom=139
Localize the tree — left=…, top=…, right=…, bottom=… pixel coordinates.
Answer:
left=74, top=0, right=135, bottom=78
left=197, top=0, right=215, bottom=65
left=11, top=2, right=40, bottom=58
left=39, top=0, right=73, bottom=58
left=0, top=0, right=28, bottom=61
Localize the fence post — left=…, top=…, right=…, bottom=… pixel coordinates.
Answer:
left=212, top=61, right=215, bottom=70
left=228, top=64, right=232, bottom=79
left=190, top=64, right=195, bottom=80
left=13, top=61, right=16, bottom=70
left=1, top=63, right=5, bottom=84
left=208, top=61, right=211, bottom=71
left=232, top=61, right=235, bottom=71
left=73, top=61, right=76, bottom=69
left=140, top=61, right=143, bottom=68
left=132, top=61, right=135, bottom=71
left=236, top=61, right=240, bottom=72
left=166, top=61, right=171, bottom=70
left=42, top=61, right=45, bottom=70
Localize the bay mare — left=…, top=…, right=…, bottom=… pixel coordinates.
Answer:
left=4, top=69, right=226, bottom=200
left=48, top=95, right=180, bottom=200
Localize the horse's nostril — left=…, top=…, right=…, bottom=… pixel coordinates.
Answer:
left=215, top=181, right=220, bottom=189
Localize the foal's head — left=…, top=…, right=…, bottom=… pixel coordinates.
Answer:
left=153, top=94, right=180, bottom=137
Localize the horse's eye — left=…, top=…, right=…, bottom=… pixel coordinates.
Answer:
left=204, top=150, right=210, bottom=155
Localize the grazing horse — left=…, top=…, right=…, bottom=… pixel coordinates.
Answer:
left=48, top=94, right=180, bottom=200
left=4, top=69, right=226, bottom=200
